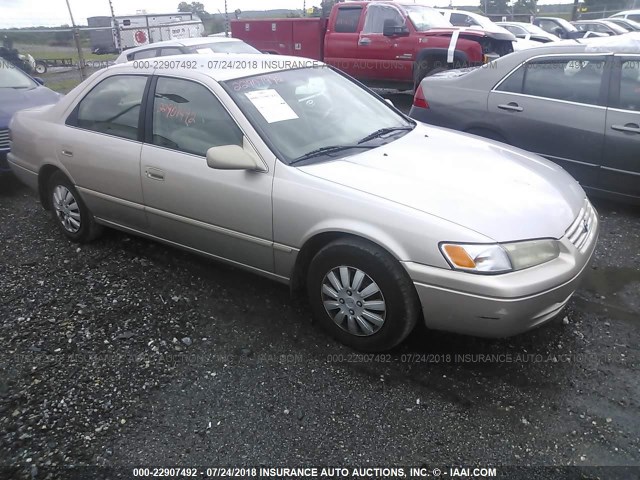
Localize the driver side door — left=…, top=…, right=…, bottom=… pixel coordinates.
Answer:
left=357, top=3, right=409, bottom=83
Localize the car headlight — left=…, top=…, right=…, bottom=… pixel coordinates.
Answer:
left=440, top=239, right=560, bottom=274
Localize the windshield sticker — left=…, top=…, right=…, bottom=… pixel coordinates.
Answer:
left=231, top=75, right=285, bottom=92
left=196, top=48, right=215, bottom=54
left=244, top=89, right=298, bottom=123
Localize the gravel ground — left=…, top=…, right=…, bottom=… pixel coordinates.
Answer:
left=0, top=106, right=639, bottom=478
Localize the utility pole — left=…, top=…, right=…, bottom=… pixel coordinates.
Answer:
left=108, top=0, right=122, bottom=53
left=224, top=0, right=230, bottom=38
left=65, top=0, right=86, bottom=81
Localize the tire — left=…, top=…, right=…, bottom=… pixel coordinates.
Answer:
left=48, top=171, right=103, bottom=243
left=307, top=238, right=420, bottom=352
left=413, top=59, right=446, bottom=91
left=34, top=62, right=47, bottom=74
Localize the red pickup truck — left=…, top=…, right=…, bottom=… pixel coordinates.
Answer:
left=231, top=1, right=515, bottom=90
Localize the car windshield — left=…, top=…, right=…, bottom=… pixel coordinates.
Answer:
left=189, top=41, right=260, bottom=54
left=401, top=5, right=452, bottom=31
left=555, top=18, right=578, bottom=32
left=522, top=23, right=554, bottom=35
left=467, top=13, right=494, bottom=29
left=223, top=67, right=414, bottom=164
left=0, top=60, right=37, bottom=89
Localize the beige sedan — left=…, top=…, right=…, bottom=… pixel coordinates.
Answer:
left=8, top=54, right=598, bottom=351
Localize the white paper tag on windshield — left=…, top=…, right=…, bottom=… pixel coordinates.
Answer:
left=196, top=48, right=215, bottom=54
left=245, top=89, right=299, bottom=123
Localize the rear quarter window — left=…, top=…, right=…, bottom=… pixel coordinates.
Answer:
left=334, top=7, right=363, bottom=33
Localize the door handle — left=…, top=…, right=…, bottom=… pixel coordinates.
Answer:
left=145, top=168, right=165, bottom=181
left=61, top=150, right=73, bottom=157
left=358, top=37, right=372, bottom=46
left=497, top=103, right=524, bottom=112
left=611, top=123, right=640, bottom=134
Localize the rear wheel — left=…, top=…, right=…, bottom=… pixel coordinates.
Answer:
left=413, top=61, right=446, bottom=91
left=34, top=61, right=47, bottom=74
left=307, top=238, right=420, bottom=351
left=48, top=171, right=102, bottom=243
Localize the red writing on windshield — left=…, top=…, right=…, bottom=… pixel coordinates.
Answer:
left=157, top=102, right=197, bottom=126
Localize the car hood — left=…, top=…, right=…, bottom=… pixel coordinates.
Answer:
left=0, top=86, right=61, bottom=127
left=298, top=124, right=585, bottom=242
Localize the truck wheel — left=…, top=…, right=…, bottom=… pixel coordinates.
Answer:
left=34, top=61, right=47, bottom=74
left=307, top=238, right=420, bottom=352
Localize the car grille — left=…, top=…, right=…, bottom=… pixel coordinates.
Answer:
left=565, top=200, right=597, bottom=252
left=0, top=129, right=9, bottom=151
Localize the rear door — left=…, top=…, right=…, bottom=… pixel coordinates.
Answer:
left=61, top=74, right=149, bottom=231
left=487, top=54, right=611, bottom=190
left=323, top=4, right=364, bottom=77
left=601, top=55, right=640, bottom=200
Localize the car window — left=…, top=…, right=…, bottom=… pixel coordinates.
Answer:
left=334, top=6, right=363, bottom=33
left=362, top=4, right=405, bottom=34
left=152, top=77, right=242, bottom=156
left=537, top=19, right=559, bottom=34
left=617, top=59, right=640, bottom=111
left=503, top=25, right=524, bottom=35
left=629, top=14, right=640, bottom=21
left=450, top=13, right=473, bottom=27
left=496, top=63, right=525, bottom=93
left=522, top=58, right=606, bottom=105
left=71, top=75, right=147, bottom=140
left=160, top=47, right=183, bottom=57
left=132, top=49, right=157, bottom=60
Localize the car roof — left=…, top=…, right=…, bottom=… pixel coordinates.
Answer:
left=119, top=37, right=244, bottom=55
left=107, top=53, right=325, bottom=82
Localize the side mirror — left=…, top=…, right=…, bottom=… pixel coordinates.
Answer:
left=206, top=144, right=264, bottom=171
left=383, top=21, right=409, bottom=37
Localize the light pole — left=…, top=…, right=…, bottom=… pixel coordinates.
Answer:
left=65, top=0, right=86, bottom=80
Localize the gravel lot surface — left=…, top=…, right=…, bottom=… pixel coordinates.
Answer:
left=0, top=97, right=639, bottom=479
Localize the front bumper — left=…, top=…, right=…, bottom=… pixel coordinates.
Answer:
left=403, top=205, right=599, bottom=338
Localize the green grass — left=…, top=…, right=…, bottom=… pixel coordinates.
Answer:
left=28, top=49, right=117, bottom=62
left=15, top=44, right=116, bottom=62
left=42, top=76, right=83, bottom=94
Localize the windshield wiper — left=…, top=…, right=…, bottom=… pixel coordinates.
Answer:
left=290, top=144, right=375, bottom=165
left=357, top=126, right=414, bottom=144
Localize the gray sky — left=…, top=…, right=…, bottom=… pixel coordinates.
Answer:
left=1, top=0, right=575, bottom=28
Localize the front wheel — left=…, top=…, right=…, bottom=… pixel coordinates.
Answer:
left=307, top=238, right=420, bottom=351
left=48, top=171, right=103, bottom=243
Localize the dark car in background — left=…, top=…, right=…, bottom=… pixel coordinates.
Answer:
left=409, top=37, right=640, bottom=204
left=0, top=59, right=60, bottom=175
